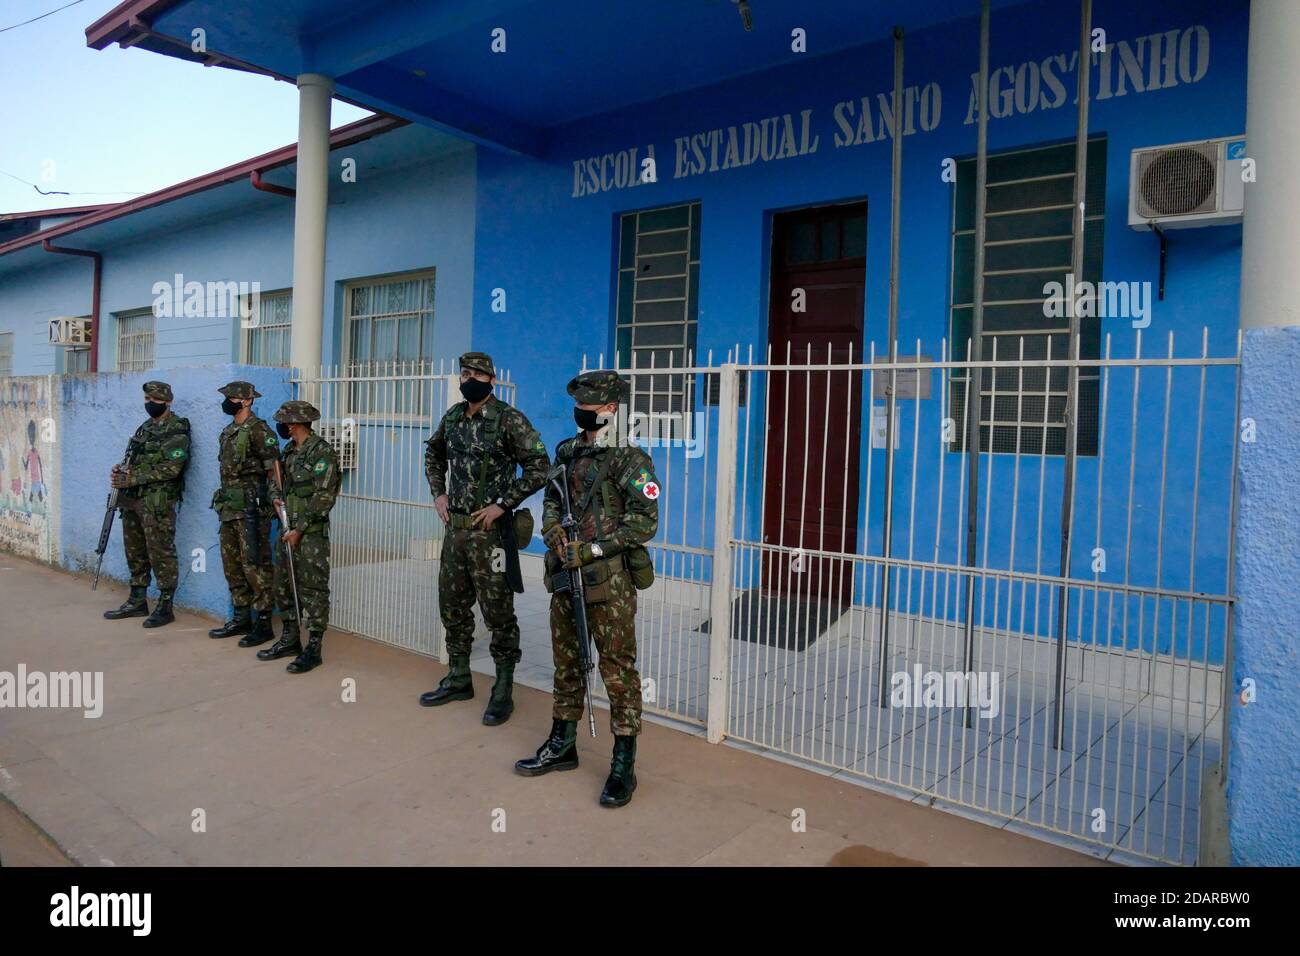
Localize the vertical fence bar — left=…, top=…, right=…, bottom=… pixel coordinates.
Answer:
left=962, top=0, right=992, bottom=729
left=706, top=362, right=740, bottom=744
left=1052, top=0, right=1093, bottom=751
left=876, top=25, right=905, bottom=706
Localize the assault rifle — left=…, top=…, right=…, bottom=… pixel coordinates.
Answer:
left=92, top=456, right=128, bottom=590
left=547, top=463, right=597, bottom=738
left=271, top=460, right=303, bottom=623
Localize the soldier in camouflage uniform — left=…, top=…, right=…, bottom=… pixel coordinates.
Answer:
left=255, top=400, right=340, bottom=674
left=208, top=381, right=281, bottom=646
left=103, top=381, right=192, bottom=628
left=515, top=370, right=659, bottom=808
left=420, top=351, right=549, bottom=725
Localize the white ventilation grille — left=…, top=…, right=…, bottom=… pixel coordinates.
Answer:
left=1135, top=143, right=1218, bottom=218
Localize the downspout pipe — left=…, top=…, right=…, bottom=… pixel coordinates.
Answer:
left=42, top=239, right=101, bottom=372
left=250, top=170, right=295, bottom=198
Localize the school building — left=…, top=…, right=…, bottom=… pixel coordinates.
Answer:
left=0, top=0, right=1295, bottom=866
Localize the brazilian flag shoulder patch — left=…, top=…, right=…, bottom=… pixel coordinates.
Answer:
left=313, top=460, right=328, bottom=474
left=632, top=467, right=650, bottom=488
left=265, top=435, right=278, bottom=446
left=170, top=448, right=186, bottom=459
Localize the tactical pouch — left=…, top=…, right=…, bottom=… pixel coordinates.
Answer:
left=625, top=545, right=655, bottom=590
left=225, top=487, right=247, bottom=511
left=512, top=509, right=534, bottom=550
left=580, top=555, right=618, bottom=605
left=543, top=550, right=560, bottom=594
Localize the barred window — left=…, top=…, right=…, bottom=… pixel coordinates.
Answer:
left=0, top=332, right=12, bottom=375
left=615, top=202, right=700, bottom=415
left=950, top=137, right=1106, bottom=456
left=242, top=289, right=291, bottom=367
left=344, top=271, right=436, bottom=415
left=116, top=308, right=155, bottom=373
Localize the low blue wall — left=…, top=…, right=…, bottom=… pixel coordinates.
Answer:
left=60, top=364, right=294, bottom=618
left=1228, top=325, right=1300, bottom=865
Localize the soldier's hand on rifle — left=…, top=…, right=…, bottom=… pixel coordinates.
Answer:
left=543, top=523, right=567, bottom=554
left=283, top=528, right=303, bottom=550
left=563, top=540, right=592, bottom=569
left=435, top=494, right=450, bottom=525
left=471, top=502, right=504, bottom=530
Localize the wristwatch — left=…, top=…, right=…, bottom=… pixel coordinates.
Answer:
left=590, top=543, right=604, bottom=559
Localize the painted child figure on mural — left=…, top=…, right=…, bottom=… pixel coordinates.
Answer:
left=208, top=381, right=281, bottom=647
left=420, top=351, right=550, bottom=725
left=515, top=370, right=659, bottom=808
left=103, top=381, right=191, bottom=628
left=23, top=420, right=46, bottom=507
left=257, top=400, right=340, bottom=675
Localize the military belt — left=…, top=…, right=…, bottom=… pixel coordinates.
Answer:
left=447, top=512, right=480, bottom=531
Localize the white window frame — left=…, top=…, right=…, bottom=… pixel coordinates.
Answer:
left=240, top=288, right=292, bottom=367
left=340, top=269, right=438, bottom=420
left=0, top=331, right=13, bottom=376
left=116, top=308, right=156, bottom=373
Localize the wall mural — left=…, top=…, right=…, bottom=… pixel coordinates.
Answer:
left=0, top=375, right=58, bottom=561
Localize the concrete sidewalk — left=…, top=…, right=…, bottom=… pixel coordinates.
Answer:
left=0, top=556, right=1104, bottom=866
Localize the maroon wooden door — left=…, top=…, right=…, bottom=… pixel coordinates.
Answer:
left=762, top=203, right=866, bottom=602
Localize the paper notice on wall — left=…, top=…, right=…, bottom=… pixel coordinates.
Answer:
left=871, top=405, right=899, bottom=450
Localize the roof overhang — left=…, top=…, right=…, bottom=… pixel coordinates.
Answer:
left=87, top=0, right=1027, bottom=156
left=0, top=114, right=407, bottom=262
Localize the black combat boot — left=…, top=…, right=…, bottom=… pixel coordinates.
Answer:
left=237, top=610, right=275, bottom=648
left=286, top=632, right=323, bottom=674
left=142, top=590, right=175, bottom=628
left=104, top=585, right=149, bottom=620
left=257, top=619, right=301, bottom=661
left=482, top=663, right=515, bottom=726
left=514, top=719, right=579, bottom=776
left=599, top=735, right=637, bottom=808
left=208, top=605, right=251, bottom=639
left=419, top=655, right=474, bottom=707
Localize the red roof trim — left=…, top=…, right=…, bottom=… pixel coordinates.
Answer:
left=85, top=0, right=183, bottom=50
left=0, top=114, right=406, bottom=259
left=0, top=203, right=118, bottom=223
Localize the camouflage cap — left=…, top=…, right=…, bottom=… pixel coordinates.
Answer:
left=272, top=400, right=321, bottom=424
left=459, top=352, right=495, bottom=376
left=567, top=370, right=629, bottom=406
left=143, top=381, right=173, bottom=402
left=218, top=381, right=261, bottom=399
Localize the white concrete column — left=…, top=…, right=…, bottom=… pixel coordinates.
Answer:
left=1240, top=0, right=1300, bottom=329
left=289, top=73, right=334, bottom=373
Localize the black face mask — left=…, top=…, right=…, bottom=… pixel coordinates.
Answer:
left=221, top=398, right=242, bottom=416
left=276, top=423, right=293, bottom=440
left=145, top=401, right=167, bottom=418
left=460, top=378, right=493, bottom=403
left=574, top=407, right=610, bottom=432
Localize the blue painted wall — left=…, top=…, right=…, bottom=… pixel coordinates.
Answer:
left=60, top=364, right=294, bottom=618
left=1229, top=325, right=1300, bottom=865
left=0, top=129, right=477, bottom=377
left=471, top=0, right=1247, bottom=657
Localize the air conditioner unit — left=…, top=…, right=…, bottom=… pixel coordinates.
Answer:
left=48, top=316, right=91, bottom=345
left=1128, top=135, right=1245, bottom=230
left=317, top=420, right=358, bottom=472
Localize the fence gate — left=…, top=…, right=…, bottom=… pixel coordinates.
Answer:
left=707, top=331, right=1238, bottom=865
left=293, top=362, right=515, bottom=659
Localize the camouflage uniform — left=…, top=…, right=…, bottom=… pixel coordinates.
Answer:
left=211, top=382, right=280, bottom=616
left=270, top=403, right=341, bottom=637
left=424, top=352, right=549, bottom=667
left=117, top=381, right=191, bottom=594
left=545, top=427, right=658, bottom=736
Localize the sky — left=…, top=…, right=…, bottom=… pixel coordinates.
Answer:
left=0, top=0, right=371, bottom=215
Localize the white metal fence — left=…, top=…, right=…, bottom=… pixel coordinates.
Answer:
left=296, top=334, right=1237, bottom=865
left=292, top=361, right=516, bottom=658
